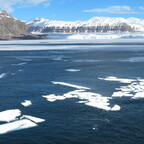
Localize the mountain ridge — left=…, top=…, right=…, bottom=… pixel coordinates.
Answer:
left=27, top=17, right=144, bottom=33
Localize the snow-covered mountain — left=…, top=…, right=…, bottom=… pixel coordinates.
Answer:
left=27, top=17, right=144, bottom=33
left=0, top=10, right=39, bottom=40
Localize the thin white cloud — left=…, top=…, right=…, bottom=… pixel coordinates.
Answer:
left=139, top=6, right=144, bottom=10
left=57, top=0, right=65, bottom=4
left=0, top=0, right=51, bottom=12
left=84, top=6, right=143, bottom=14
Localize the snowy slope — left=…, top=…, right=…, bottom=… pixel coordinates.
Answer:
left=27, top=17, right=129, bottom=27
left=127, top=17, right=144, bottom=31
left=27, top=17, right=144, bottom=33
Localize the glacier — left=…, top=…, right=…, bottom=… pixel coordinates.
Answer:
left=67, top=33, right=144, bottom=40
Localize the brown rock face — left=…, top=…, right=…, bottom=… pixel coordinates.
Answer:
left=0, top=10, right=39, bottom=40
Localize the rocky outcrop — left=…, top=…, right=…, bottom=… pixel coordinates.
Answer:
left=40, top=23, right=133, bottom=33
left=0, top=10, right=40, bottom=40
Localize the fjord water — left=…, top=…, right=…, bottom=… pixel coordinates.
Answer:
left=0, top=43, right=144, bottom=144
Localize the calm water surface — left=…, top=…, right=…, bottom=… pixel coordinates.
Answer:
left=0, top=46, right=144, bottom=144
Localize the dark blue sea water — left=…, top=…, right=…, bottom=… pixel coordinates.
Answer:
left=0, top=46, right=144, bottom=144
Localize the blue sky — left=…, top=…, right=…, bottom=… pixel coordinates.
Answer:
left=0, top=0, right=144, bottom=21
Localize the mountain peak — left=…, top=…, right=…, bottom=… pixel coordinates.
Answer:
left=0, top=10, right=7, bottom=14
left=0, top=10, right=17, bottom=20
left=0, top=10, right=40, bottom=40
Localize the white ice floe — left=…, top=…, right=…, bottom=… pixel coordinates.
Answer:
left=0, top=119, right=37, bottom=135
left=85, top=101, right=111, bottom=111
left=0, top=109, right=45, bottom=135
left=112, top=91, right=125, bottom=97
left=0, top=73, right=7, bottom=79
left=50, top=77, right=144, bottom=111
left=43, top=87, right=116, bottom=111
left=65, top=69, right=81, bottom=72
left=20, top=115, right=45, bottom=123
left=0, top=109, right=21, bottom=122
left=111, top=105, right=121, bottom=111
left=52, top=81, right=90, bottom=90
left=42, top=94, right=58, bottom=102
left=21, top=100, right=32, bottom=107
left=99, top=76, right=135, bottom=83
left=120, top=86, right=132, bottom=92
left=42, top=94, right=66, bottom=102
left=56, top=96, right=66, bottom=100
left=112, top=91, right=133, bottom=97
left=139, top=79, right=144, bottom=82
left=132, top=92, right=144, bottom=99
left=107, top=76, right=144, bottom=100
left=77, top=101, right=88, bottom=103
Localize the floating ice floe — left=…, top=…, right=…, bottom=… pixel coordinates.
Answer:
left=99, top=76, right=135, bottom=83
left=103, top=76, right=144, bottom=99
left=52, top=81, right=90, bottom=90
left=132, top=92, right=144, bottom=99
left=42, top=94, right=65, bottom=102
left=85, top=101, right=111, bottom=111
left=65, top=69, right=81, bottom=72
left=43, top=84, right=120, bottom=111
left=21, top=100, right=32, bottom=107
left=46, top=77, right=144, bottom=111
left=77, top=101, right=88, bottom=103
left=111, top=105, right=121, bottom=111
left=0, top=73, right=7, bottom=79
left=20, top=115, right=45, bottom=123
left=0, top=119, right=37, bottom=135
left=0, top=109, right=21, bottom=122
left=139, top=79, right=144, bottom=82
left=112, top=91, right=133, bottom=97
left=0, top=109, right=45, bottom=135
left=50, top=77, right=144, bottom=111
left=112, top=91, right=125, bottom=97
left=67, top=90, right=119, bottom=111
